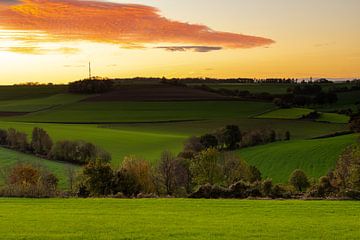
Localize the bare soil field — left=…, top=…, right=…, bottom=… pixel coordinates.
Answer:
left=84, top=84, right=233, bottom=101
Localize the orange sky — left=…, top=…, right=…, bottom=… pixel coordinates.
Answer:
left=0, top=0, right=359, bottom=84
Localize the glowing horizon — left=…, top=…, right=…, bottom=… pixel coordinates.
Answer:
left=0, top=0, right=359, bottom=84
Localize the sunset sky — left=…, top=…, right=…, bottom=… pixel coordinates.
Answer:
left=0, top=0, right=359, bottom=84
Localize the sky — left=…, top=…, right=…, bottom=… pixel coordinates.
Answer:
left=0, top=0, right=359, bottom=84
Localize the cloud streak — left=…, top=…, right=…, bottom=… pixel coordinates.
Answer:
left=0, top=0, right=274, bottom=53
left=156, top=46, right=223, bottom=53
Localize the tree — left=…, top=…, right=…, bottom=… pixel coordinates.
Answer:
left=220, top=125, right=242, bottom=150
left=81, top=160, right=114, bottom=196
left=200, top=134, right=218, bottom=149
left=120, top=156, right=155, bottom=194
left=332, top=144, right=360, bottom=191
left=223, top=153, right=251, bottom=185
left=158, top=151, right=177, bottom=195
left=6, top=128, right=29, bottom=152
left=289, top=169, right=310, bottom=192
left=31, top=127, right=53, bottom=155
left=349, top=118, right=360, bottom=133
left=191, top=148, right=223, bottom=185
left=0, top=129, right=7, bottom=145
left=285, top=131, right=291, bottom=141
left=157, top=151, right=191, bottom=195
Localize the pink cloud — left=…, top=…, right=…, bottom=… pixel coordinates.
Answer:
left=0, top=0, right=275, bottom=52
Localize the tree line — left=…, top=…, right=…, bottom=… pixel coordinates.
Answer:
left=1, top=120, right=359, bottom=199
left=0, top=127, right=111, bottom=165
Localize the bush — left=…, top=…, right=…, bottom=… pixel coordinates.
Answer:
left=49, top=140, right=111, bottom=164
left=216, top=125, right=242, bottom=150
left=270, top=184, right=293, bottom=199
left=6, top=128, right=29, bottom=152
left=223, top=153, right=251, bottom=185
left=189, top=183, right=230, bottom=199
left=349, top=118, right=360, bottom=133
left=31, top=127, right=53, bottom=156
left=190, top=148, right=224, bottom=186
left=80, top=160, right=114, bottom=196
left=200, top=134, right=218, bottom=149
left=0, top=164, right=58, bottom=197
left=307, top=176, right=336, bottom=198
left=262, top=179, right=273, bottom=197
left=118, top=156, right=155, bottom=194
left=289, top=169, right=310, bottom=192
left=0, top=129, right=7, bottom=145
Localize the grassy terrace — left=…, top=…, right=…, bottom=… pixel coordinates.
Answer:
left=0, top=198, right=359, bottom=240
left=4, top=101, right=274, bottom=123
left=0, top=147, right=77, bottom=189
left=238, top=134, right=358, bottom=182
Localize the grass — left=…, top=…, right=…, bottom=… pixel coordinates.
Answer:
left=104, top=118, right=348, bottom=140
left=0, top=147, right=78, bottom=189
left=318, top=112, right=350, bottom=124
left=0, top=94, right=89, bottom=112
left=238, top=134, right=358, bottom=183
left=0, top=85, right=67, bottom=100
left=6, top=101, right=274, bottom=123
left=255, top=108, right=313, bottom=120
left=256, top=108, right=350, bottom=123
left=0, top=198, right=359, bottom=239
left=0, top=121, right=187, bottom=166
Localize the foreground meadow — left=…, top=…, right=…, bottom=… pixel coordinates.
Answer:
left=0, top=198, right=359, bottom=240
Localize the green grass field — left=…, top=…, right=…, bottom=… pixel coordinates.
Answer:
left=256, top=108, right=350, bottom=123
left=318, top=112, right=350, bottom=124
left=5, top=101, right=274, bottom=123
left=0, top=94, right=89, bottom=112
left=0, top=198, right=358, bottom=240
left=255, top=108, right=313, bottom=119
left=0, top=147, right=77, bottom=189
left=0, top=121, right=187, bottom=166
left=238, top=134, right=358, bottom=183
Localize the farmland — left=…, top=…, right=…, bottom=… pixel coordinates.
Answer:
left=238, top=133, right=358, bottom=183
left=0, top=83, right=356, bottom=186
left=0, top=198, right=359, bottom=240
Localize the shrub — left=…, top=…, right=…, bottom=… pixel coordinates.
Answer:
left=349, top=118, right=360, bottom=133
left=6, top=128, right=29, bottom=152
left=0, top=129, right=7, bottom=145
left=119, top=156, right=155, bottom=194
left=289, top=169, right=310, bottom=192
left=0, top=164, right=58, bottom=197
left=223, top=153, right=250, bottom=185
left=49, top=140, right=111, bottom=164
left=80, top=160, right=114, bottom=196
left=190, top=148, right=224, bottom=186
left=262, top=179, right=273, bottom=197
left=271, top=184, right=292, bottom=199
left=31, top=127, right=53, bottom=156
left=200, top=134, right=218, bottom=149
left=216, top=125, right=242, bottom=150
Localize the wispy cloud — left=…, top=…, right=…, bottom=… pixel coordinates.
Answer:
left=0, top=0, right=275, bottom=54
left=0, top=46, right=79, bottom=55
left=156, top=46, right=223, bottom=53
